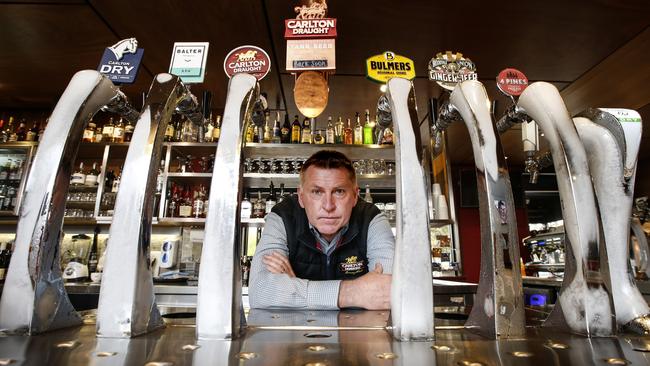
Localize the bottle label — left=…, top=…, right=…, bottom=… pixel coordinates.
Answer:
left=85, top=174, right=98, bottom=186
left=165, top=125, right=174, bottom=137
left=83, top=129, right=94, bottom=141
left=212, top=127, right=221, bottom=140
left=102, top=126, right=114, bottom=136
left=71, top=173, right=86, bottom=185
left=241, top=204, right=252, bottom=219
left=26, top=132, right=36, bottom=141
left=113, top=127, right=125, bottom=138
left=193, top=200, right=204, bottom=217
left=0, top=172, right=7, bottom=180
left=0, top=268, right=5, bottom=280
left=179, top=205, right=192, bottom=217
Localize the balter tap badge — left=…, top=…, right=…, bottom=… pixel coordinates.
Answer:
left=294, top=71, right=329, bottom=118
left=428, top=51, right=477, bottom=91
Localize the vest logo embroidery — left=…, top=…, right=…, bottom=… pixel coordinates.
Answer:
left=339, top=256, right=365, bottom=275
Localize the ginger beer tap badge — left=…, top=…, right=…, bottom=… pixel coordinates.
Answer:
left=428, top=51, right=477, bottom=91
left=223, top=46, right=271, bottom=81
left=97, top=38, right=144, bottom=84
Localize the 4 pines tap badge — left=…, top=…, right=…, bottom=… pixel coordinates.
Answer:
left=428, top=51, right=477, bottom=90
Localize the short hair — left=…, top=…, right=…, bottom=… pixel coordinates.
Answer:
left=300, top=150, right=356, bottom=185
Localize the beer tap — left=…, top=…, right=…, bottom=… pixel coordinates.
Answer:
left=385, top=77, right=434, bottom=341
left=96, top=73, right=199, bottom=338
left=102, top=88, right=141, bottom=123
left=197, top=73, right=259, bottom=340
left=0, top=70, right=137, bottom=334
left=573, top=108, right=650, bottom=334
left=517, top=82, right=615, bottom=336
left=434, top=80, right=525, bottom=339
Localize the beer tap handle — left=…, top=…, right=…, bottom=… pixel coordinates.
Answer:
left=101, top=89, right=141, bottom=124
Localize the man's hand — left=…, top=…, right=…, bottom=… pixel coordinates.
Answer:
left=262, top=252, right=295, bottom=277
left=338, top=263, right=391, bottom=310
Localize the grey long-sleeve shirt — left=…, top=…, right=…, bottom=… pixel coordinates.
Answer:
left=248, top=211, right=395, bottom=309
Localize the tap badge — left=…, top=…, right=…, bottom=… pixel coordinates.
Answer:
left=97, top=37, right=144, bottom=84
left=224, top=45, right=271, bottom=81
left=428, top=51, right=477, bottom=91
left=496, top=68, right=528, bottom=97
left=366, top=51, right=416, bottom=84
left=339, top=256, right=365, bottom=275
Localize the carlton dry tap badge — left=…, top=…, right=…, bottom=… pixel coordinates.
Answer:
left=169, top=42, right=210, bottom=83
left=223, top=46, right=271, bottom=81
left=496, top=68, right=529, bottom=97
left=428, top=51, right=477, bottom=91
left=97, top=38, right=144, bottom=84
left=365, top=51, right=416, bottom=84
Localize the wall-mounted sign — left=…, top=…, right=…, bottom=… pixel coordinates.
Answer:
left=286, top=39, right=335, bottom=71
left=285, top=18, right=337, bottom=38
left=496, top=68, right=528, bottom=97
left=169, top=42, right=210, bottom=83
left=223, top=45, right=271, bottom=80
left=428, top=51, right=477, bottom=91
left=365, top=51, right=415, bottom=84
left=97, top=38, right=143, bottom=84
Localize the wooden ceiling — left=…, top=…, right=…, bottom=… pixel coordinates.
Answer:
left=1, top=0, right=649, bottom=169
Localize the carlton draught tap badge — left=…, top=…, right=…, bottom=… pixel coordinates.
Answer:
left=223, top=46, right=271, bottom=81
left=286, top=0, right=336, bottom=118
left=365, top=51, right=416, bottom=84
left=428, top=51, right=477, bottom=90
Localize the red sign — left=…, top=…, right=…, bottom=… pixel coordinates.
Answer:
left=223, top=45, right=271, bottom=80
left=284, top=18, right=337, bottom=39
left=496, top=68, right=528, bottom=96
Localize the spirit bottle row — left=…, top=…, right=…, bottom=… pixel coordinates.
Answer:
left=70, top=162, right=101, bottom=187
left=0, top=116, right=43, bottom=143
left=165, top=183, right=210, bottom=219
left=244, top=110, right=394, bottom=145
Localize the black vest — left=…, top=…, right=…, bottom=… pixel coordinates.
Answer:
left=272, top=195, right=380, bottom=281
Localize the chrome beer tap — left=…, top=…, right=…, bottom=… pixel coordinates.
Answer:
left=96, top=73, right=202, bottom=338
left=573, top=108, right=650, bottom=334
left=517, top=82, right=615, bottom=336
left=435, top=80, right=525, bottom=339
left=385, top=77, right=434, bottom=341
left=196, top=73, right=259, bottom=340
left=0, top=70, right=138, bottom=334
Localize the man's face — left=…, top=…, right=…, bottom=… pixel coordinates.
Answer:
left=298, top=166, right=358, bottom=241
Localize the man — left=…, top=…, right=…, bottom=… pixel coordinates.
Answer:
left=249, top=150, right=394, bottom=310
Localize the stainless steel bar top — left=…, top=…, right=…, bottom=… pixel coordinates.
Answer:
left=1, top=309, right=650, bottom=365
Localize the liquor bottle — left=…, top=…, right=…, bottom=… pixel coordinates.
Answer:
left=197, top=118, right=205, bottom=143
left=290, top=115, right=301, bottom=143
left=104, top=170, right=115, bottom=192
left=88, top=226, right=100, bottom=274
left=102, top=117, right=115, bottom=142
left=204, top=113, right=214, bottom=142
left=15, top=160, right=24, bottom=181
left=202, top=185, right=209, bottom=217
left=263, top=114, right=272, bottom=143
left=313, top=130, right=325, bottom=144
left=265, top=181, right=277, bottom=214
left=167, top=184, right=178, bottom=217
left=8, top=185, right=16, bottom=210
left=16, top=119, right=27, bottom=141
left=0, top=243, right=8, bottom=281
left=156, top=160, right=165, bottom=196
left=173, top=117, right=183, bottom=142
left=212, top=115, right=221, bottom=142
left=344, top=118, right=353, bottom=145
left=124, top=119, right=135, bottom=142
left=301, top=117, right=312, bottom=144
left=363, top=109, right=374, bottom=144
left=181, top=116, right=195, bottom=142
left=364, top=184, right=373, bottom=203
left=71, top=162, right=86, bottom=186
left=112, top=117, right=124, bottom=143
left=83, top=120, right=96, bottom=142
left=277, top=183, right=287, bottom=204
left=325, top=117, right=335, bottom=144
left=252, top=190, right=266, bottom=218
left=111, top=168, right=121, bottom=193
left=280, top=113, right=291, bottom=143
left=2, top=117, right=14, bottom=143
left=380, top=126, right=394, bottom=145
left=178, top=187, right=192, bottom=217
left=84, top=162, right=100, bottom=186
left=94, top=124, right=104, bottom=143
left=241, top=192, right=252, bottom=219
left=26, top=122, right=39, bottom=141
left=0, top=161, right=9, bottom=181
left=272, top=112, right=282, bottom=143
left=353, top=112, right=363, bottom=145
left=335, top=117, right=344, bottom=144
left=38, top=120, right=47, bottom=142
left=245, top=121, right=255, bottom=143
left=193, top=186, right=205, bottom=218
